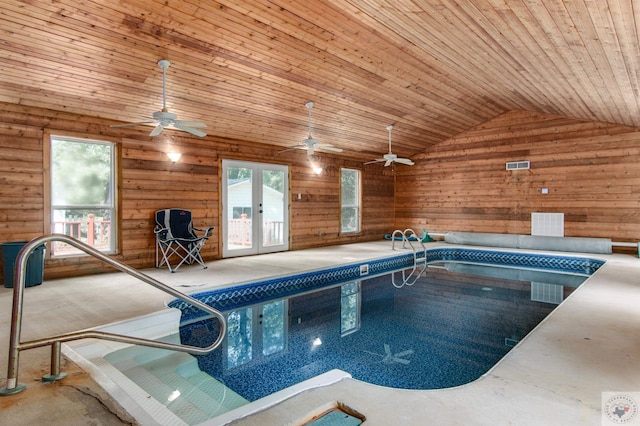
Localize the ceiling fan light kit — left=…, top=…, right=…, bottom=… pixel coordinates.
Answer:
left=111, top=59, right=207, bottom=138
left=166, top=152, right=182, bottom=162
left=308, top=154, right=323, bottom=175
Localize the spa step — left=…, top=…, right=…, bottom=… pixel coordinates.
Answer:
left=184, top=371, right=248, bottom=413
left=120, top=352, right=248, bottom=421
left=104, top=333, right=182, bottom=366
left=122, top=364, right=212, bottom=425
left=167, top=354, right=248, bottom=412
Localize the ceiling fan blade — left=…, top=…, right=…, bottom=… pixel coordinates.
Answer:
left=149, top=123, right=165, bottom=137
left=392, top=357, right=411, bottom=365
left=183, top=126, right=207, bottom=137
left=279, top=145, right=305, bottom=154
left=364, top=158, right=385, bottom=165
left=384, top=344, right=392, bottom=356
left=174, top=120, right=207, bottom=128
left=384, top=159, right=392, bottom=167
left=394, top=349, right=414, bottom=357
left=317, top=145, right=343, bottom=153
left=173, top=122, right=207, bottom=137
left=110, top=121, right=157, bottom=128
left=396, top=158, right=415, bottom=165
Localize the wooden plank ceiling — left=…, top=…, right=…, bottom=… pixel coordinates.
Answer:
left=0, top=0, right=639, bottom=160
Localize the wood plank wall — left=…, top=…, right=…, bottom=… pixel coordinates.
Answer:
left=0, top=102, right=394, bottom=283
left=395, top=110, right=640, bottom=252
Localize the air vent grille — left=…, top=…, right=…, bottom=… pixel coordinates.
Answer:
left=506, top=160, right=530, bottom=170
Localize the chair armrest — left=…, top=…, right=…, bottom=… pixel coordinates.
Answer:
left=154, top=226, right=169, bottom=234
left=193, top=226, right=215, bottom=238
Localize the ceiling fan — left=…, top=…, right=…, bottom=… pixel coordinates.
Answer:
left=111, top=59, right=207, bottom=138
left=364, top=343, right=414, bottom=365
left=365, top=125, right=414, bottom=167
left=280, top=101, right=343, bottom=156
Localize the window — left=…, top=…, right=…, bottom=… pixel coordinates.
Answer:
left=341, top=281, right=361, bottom=336
left=225, top=300, right=288, bottom=369
left=227, top=307, right=253, bottom=368
left=50, top=136, right=116, bottom=256
left=262, top=300, right=286, bottom=356
left=341, top=168, right=360, bottom=233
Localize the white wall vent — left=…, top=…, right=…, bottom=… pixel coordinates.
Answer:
left=506, top=160, right=530, bottom=170
left=531, top=212, right=564, bottom=236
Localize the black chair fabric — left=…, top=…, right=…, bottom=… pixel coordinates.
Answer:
left=154, top=209, right=214, bottom=272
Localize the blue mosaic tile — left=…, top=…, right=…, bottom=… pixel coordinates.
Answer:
left=168, top=248, right=604, bottom=322
left=427, top=248, right=604, bottom=275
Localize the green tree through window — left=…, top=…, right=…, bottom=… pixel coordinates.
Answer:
left=51, top=136, right=116, bottom=255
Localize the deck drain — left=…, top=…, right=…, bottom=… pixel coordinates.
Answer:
left=303, top=403, right=365, bottom=425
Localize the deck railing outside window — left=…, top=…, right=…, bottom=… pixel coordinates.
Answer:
left=227, top=214, right=284, bottom=247
left=53, top=214, right=284, bottom=255
left=52, top=214, right=111, bottom=254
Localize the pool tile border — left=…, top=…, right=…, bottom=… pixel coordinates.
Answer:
left=169, top=248, right=604, bottom=322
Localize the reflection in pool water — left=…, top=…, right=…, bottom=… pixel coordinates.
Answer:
left=178, top=262, right=587, bottom=402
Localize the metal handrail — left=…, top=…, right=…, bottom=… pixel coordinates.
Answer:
left=0, top=234, right=226, bottom=396
left=390, top=228, right=428, bottom=288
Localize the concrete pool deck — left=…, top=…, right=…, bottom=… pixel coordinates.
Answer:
left=0, top=240, right=639, bottom=425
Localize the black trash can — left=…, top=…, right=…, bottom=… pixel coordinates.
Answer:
left=2, top=241, right=45, bottom=288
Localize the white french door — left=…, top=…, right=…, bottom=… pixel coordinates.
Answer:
left=222, top=159, right=289, bottom=258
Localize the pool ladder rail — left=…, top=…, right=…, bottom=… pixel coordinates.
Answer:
left=390, top=228, right=428, bottom=288
left=0, top=234, right=227, bottom=396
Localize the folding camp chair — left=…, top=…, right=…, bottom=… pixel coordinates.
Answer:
left=155, top=209, right=214, bottom=272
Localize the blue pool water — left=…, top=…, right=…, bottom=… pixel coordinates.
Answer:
left=169, top=249, right=602, bottom=403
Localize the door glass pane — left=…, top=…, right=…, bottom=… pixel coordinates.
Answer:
left=227, top=308, right=253, bottom=368
left=262, top=300, right=285, bottom=356
left=226, top=167, right=253, bottom=251
left=222, top=160, right=288, bottom=258
left=262, top=169, right=285, bottom=247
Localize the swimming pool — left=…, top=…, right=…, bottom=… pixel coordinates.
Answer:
left=66, top=248, right=604, bottom=425
left=176, top=262, right=588, bottom=400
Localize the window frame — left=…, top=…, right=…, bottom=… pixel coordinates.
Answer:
left=340, top=167, right=361, bottom=234
left=45, top=131, right=119, bottom=257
